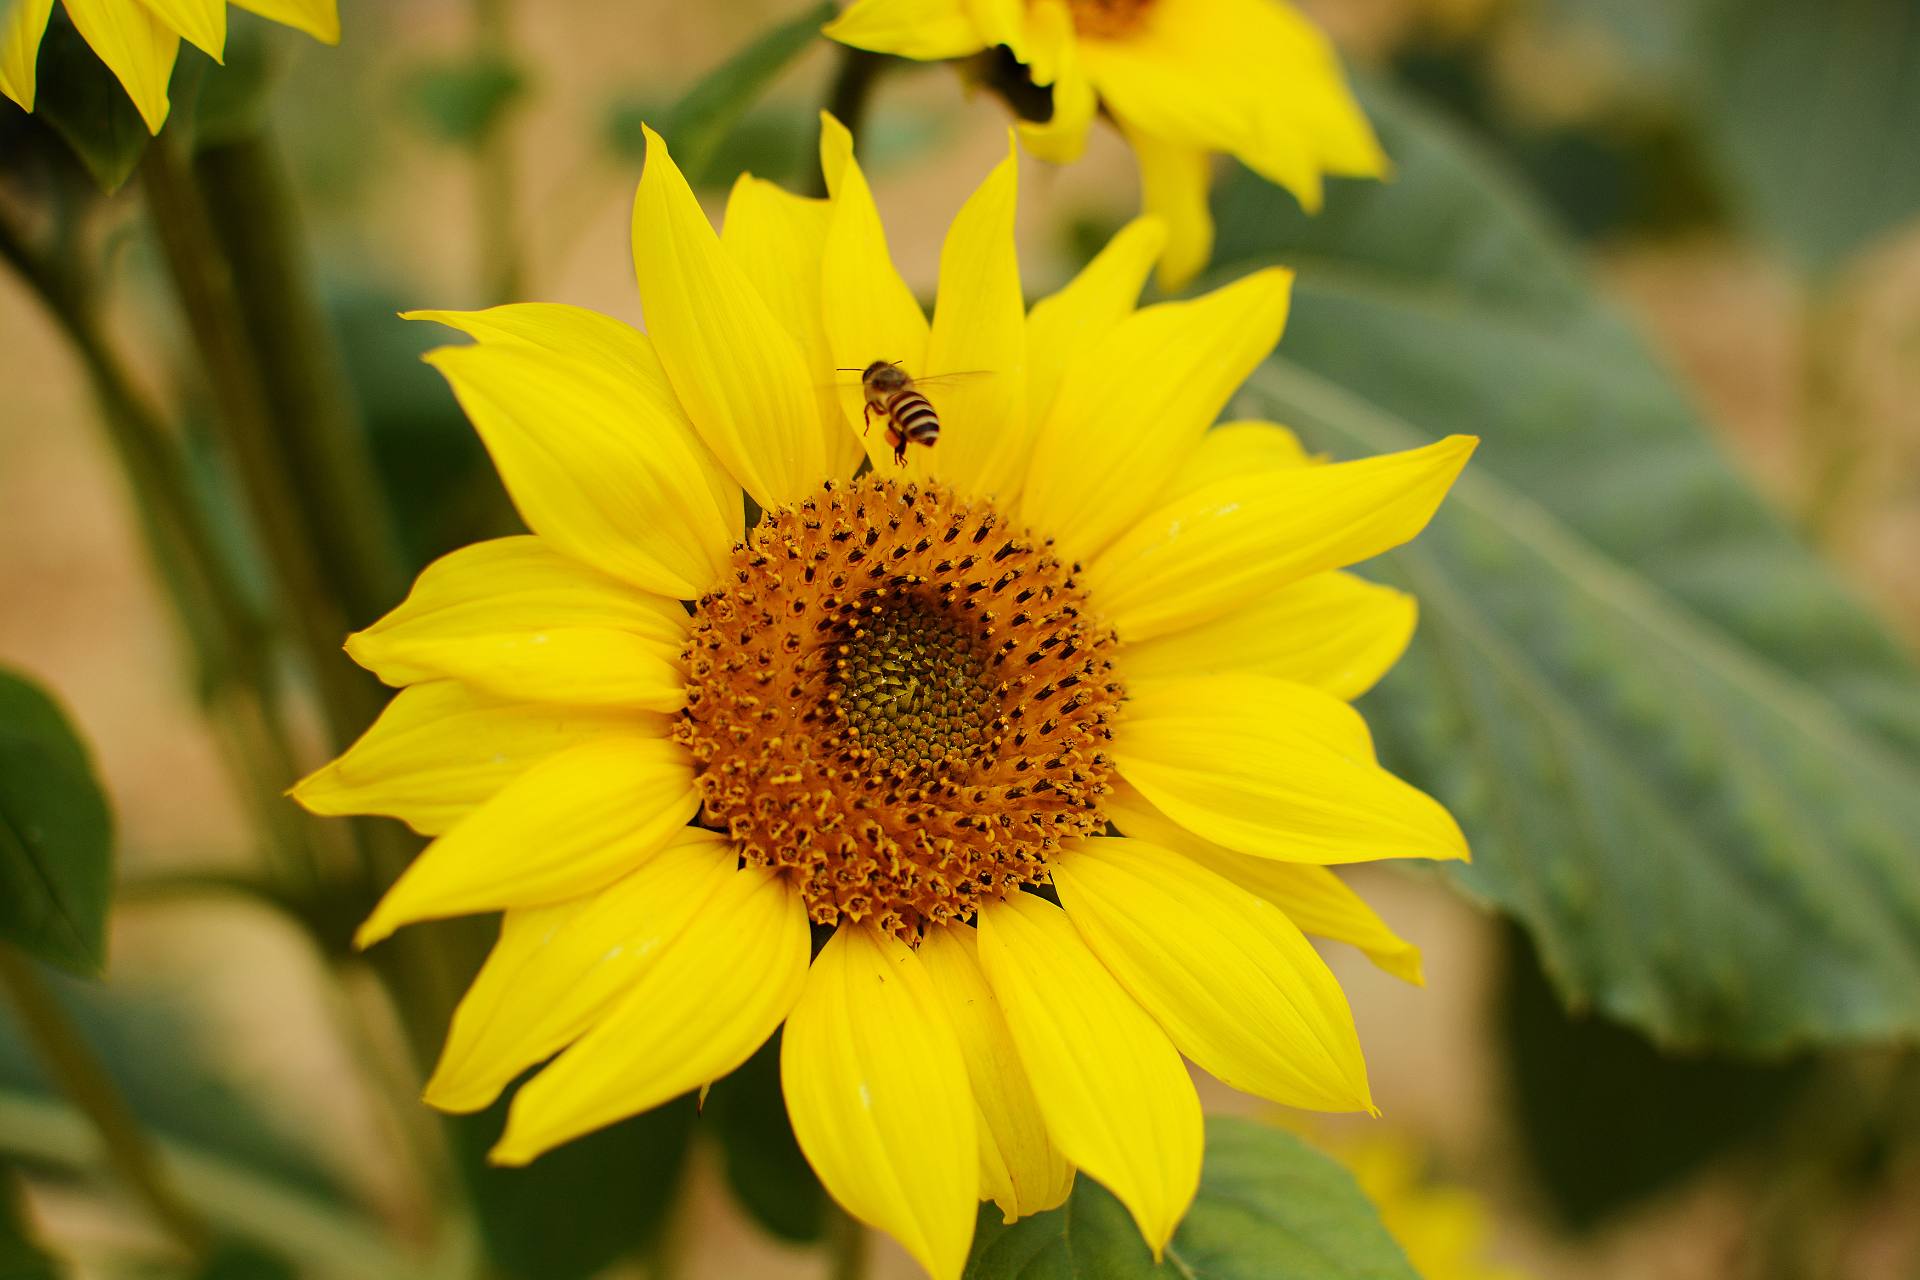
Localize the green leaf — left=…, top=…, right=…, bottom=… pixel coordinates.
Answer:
left=449, top=1086, right=696, bottom=1279
left=702, top=1032, right=826, bottom=1244
left=964, top=1117, right=1417, bottom=1279
left=1215, top=77, right=1920, bottom=1053
left=1, top=1165, right=63, bottom=1279
left=0, top=671, right=113, bottom=976
left=656, top=1, right=834, bottom=185
left=26, top=13, right=151, bottom=192
left=1499, top=924, right=1810, bottom=1228
left=1692, top=0, right=1920, bottom=273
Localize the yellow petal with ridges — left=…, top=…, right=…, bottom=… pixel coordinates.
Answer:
left=1054, top=837, right=1375, bottom=1112
left=426, top=829, right=740, bottom=1113
left=1107, top=781, right=1423, bottom=984
left=230, top=0, right=337, bottom=42
left=976, top=893, right=1200, bottom=1257
left=1115, top=675, right=1469, bottom=865
left=130, top=0, right=223, bottom=57
left=822, top=0, right=984, bottom=60
left=0, top=0, right=53, bottom=113
left=921, top=136, right=1029, bottom=502
left=423, top=342, right=739, bottom=600
left=1020, top=268, right=1292, bottom=561
left=721, top=174, right=862, bottom=482
left=1025, top=215, right=1165, bottom=429
left=64, top=0, right=178, bottom=133
left=495, top=860, right=809, bottom=1164
left=1118, top=119, right=1214, bottom=292
left=407, top=303, right=682, bottom=403
left=1120, top=570, right=1417, bottom=702
left=818, top=112, right=932, bottom=470
left=291, top=682, right=643, bottom=836
left=1089, top=434, right=1475, bottom=641
left=782, top=926, right=977, bottom=1280
left=918, top=924, right=1074, bottom=1223
left=632, top=125, right=827, bottom=511
left=346, top=536, right=689, bottom=711
left=355, top=731, right=698, bottom=946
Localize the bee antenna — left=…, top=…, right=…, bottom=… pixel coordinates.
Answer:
left=835, top=366, right=864, bottom=372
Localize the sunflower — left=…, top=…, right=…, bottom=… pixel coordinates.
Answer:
left=822, top=0, right=1386, bottom=290
left=0, top=0, right=339, bottom=135
left=294, top=114, right=1473, bottom=1278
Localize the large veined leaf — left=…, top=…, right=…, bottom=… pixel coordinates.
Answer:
left=0, top=671, right=113, bottom=976
left=1213, top=78, right=1920, bottom=1054
left=964, top=1118, right=1416, bottom=1279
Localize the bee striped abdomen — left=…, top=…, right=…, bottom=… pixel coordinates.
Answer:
left=888, top=389, right=941, bottom=445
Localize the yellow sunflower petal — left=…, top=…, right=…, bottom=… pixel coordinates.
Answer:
left=422, top=342, right=740, bottom=600
left=346, top=536, right=689, bottom=711
left=1118, top=119, right=1215, bottom=293
left=1053, top=836, right=1374, bottom=1113
left=64, top=0, right=178, bottom=133
left=406, top=303, right=684, bottom=399
left=291, top=682, right=641, bottom=836
left=632, top=125, right=828, bottom=510
left=918, top=924, right=1074, bottom=1223
left=819, top=112, right=932, bottom=471
left=721, top=174, right=862, bottom=481
left=1025, top=215, right=1166, bottom=429
left=1120, top=570, right=1417, bottom=702
left=355, top=730, right=698, bottom=946
left=1171, top=419, right=1316, bottom=491
left=0, top=0, right=53, bottom=113
left=821, top=0, right=985, bottom=59
left=1108, top=782, right=1424, bottom=983
left=494, top=859, right=809, bottom=1164
left=1088, top=434, right=1475, bottom=641
left=131, top=0, right=223, bottom=58
left=921, top=136, right=1029, bottom=502
left=976, top=893, right=1201, bottom=1258
left=1114, top=675, right=1469, bottom=866
left=229, top=0, right=338, bottom=42
left=1016, top=0, right=1095, bottom=164
left=782, top=926, right=978, bottom=1280
left=425, top=829, right=744, bottom=1113
left=1020, top=267, right=1293, bottom=561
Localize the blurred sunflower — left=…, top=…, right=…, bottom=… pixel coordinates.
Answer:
left=823, top=0, right=1386, bottom=289
left=0, top=0, right=339, bottom=134
left=1339, top=1134, right=1527, bottom=1280
left=295, top=114, right=1472, bottom=1278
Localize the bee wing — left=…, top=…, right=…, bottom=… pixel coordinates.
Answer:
left=910, top=370, right=996, bottom=389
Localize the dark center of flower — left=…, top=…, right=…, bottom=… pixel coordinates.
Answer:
left=1064, top=0, right=1155, bottom=39
left=676, top=478, right=1121, bottom=939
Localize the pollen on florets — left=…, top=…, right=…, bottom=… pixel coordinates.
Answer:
left=675, top=477, right=1122, bottom=940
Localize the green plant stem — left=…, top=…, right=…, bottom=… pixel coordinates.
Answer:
left=1795, top=285, right=1863, bottom=545
left=475, top=0, right=523, bottom=301
left=0, top=205, right=330, bottom=893
left=826, top=1206, right=870, bottom=1280
left=807, top=46, right=887, bottom=197
left=192, top=128, right=407, bottom=625
left=141, top=132, right=378, bottom=754
left=0, top=945, right=213, bottom=1262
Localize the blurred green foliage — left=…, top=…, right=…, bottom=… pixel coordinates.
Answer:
left=0, top=1166, right=61, bottom=1279
left=965, top=1119, right=1417, bottom=1279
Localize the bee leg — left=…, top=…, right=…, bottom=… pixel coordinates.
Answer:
left=862, top=403, right=874, bottom=435
left=893, top=440, right=908, bottom=466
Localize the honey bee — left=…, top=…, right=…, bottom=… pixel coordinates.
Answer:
left=854, top=360, right=942, bottom=465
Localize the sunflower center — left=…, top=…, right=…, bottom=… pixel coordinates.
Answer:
left=676, top=478, right=1121, bottom=940
left=1064, top=0, right=1155, bottom=39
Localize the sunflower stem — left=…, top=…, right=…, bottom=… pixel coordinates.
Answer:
left=140, top=131, right=378, bottom=755
left=808, top=46, right=888, bottom=196
left=826, top=1205, right=871, bottom=1280
left=0, top=945, right=214, bottom=1263
left=190, top=127, right=408, bottom=625
left=0, top=202, right=331, bottom=895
